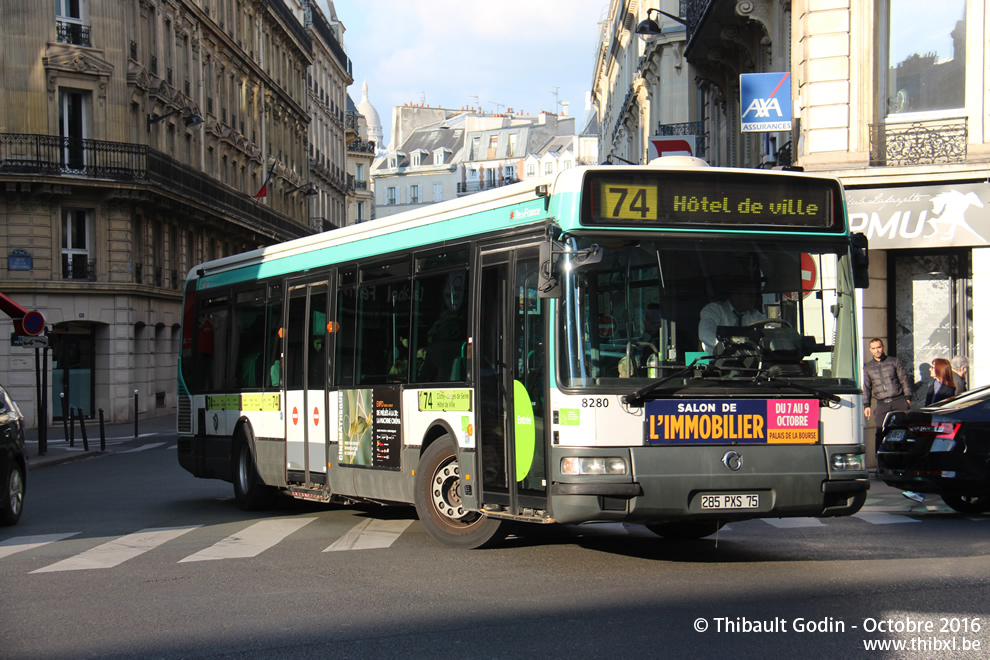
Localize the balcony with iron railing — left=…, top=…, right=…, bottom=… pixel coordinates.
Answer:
left=62, top=255, right=96, bottom=282
left=347, top=139, right=376, bottom=154
left=869, top=117, right=968, bottom=167
left=56, top=20, right=91, bottom=47
left=457, top=178, right=519, bottom=194
left=657, top=120, right=707, bottom=159
left=0, top=133, right=313, bottom=263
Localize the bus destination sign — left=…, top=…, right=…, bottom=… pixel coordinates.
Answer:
left=584, top=171, right=839, bottom=230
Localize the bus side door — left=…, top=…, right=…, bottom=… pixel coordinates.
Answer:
left=284, top=279, right=330, bottom=485
left=477, top=245, right=548, bottom=516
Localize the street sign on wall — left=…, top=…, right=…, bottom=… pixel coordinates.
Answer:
left=740, top=72, right=792, bottom=133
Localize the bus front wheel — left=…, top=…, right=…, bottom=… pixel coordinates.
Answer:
left=233, top=436, right=276, bottom=511
left=414, top=436, right=506, bottom=549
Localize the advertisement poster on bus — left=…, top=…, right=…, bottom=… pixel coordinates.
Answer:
left=644, top=399, right=819, bottom=444
left=338, top=388, right=401, bottom=469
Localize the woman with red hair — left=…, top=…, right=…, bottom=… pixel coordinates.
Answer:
left=903, top=357, right=959, bottom=504
left=925, top=358, right=957, bottom=406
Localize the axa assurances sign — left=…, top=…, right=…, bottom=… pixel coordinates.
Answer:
left=740, top=72, right=792, bottom=133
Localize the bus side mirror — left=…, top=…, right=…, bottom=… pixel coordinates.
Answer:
left=538, top=241, right=560, bottom=298
left=851, top=232, right=869, bottom=289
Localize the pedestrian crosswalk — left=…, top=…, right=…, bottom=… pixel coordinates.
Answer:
left=2, top=501, right=986, bottom=575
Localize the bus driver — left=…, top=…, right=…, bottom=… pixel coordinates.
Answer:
left=698, top=278, right=765, bottom=353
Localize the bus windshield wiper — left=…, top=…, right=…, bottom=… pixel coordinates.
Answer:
left=622, top=357, right=710, bottom=407
left=754, top=374, right=841, bottom=406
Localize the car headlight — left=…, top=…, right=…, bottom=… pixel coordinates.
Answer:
left=831, top=453, right=864, bottom=471
left=561, top=456, right=627, bottom=475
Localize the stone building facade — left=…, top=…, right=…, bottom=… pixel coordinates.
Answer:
left=0, top=0, right=320, bottom=427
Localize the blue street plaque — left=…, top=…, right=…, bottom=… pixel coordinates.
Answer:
left=8, top=249, right=32, bottom=271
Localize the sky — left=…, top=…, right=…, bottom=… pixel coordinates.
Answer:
left=323, top=0, right=610, bottom=149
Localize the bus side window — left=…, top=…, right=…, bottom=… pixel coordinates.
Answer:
left=413, top=270, right=468, bottom=383
left=335, top=287, right=356, bottom=386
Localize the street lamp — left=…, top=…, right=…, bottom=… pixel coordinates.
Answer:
left=288, top=182, right=319, bottom=196
left=147, top=107, right=204, bottom=132
left=635, top=7, right=687, bottom=37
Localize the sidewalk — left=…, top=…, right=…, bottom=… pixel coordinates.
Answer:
left=23, top=413, right=177, bottom=469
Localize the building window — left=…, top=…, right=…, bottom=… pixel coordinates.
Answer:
left=433, top=183, right=442, bottom=202
left=55, top=0, right=90, bottom=46
left=62, top=209, right=93, bottom=280
left=487, top=136, right=498, bottom=159
left=544, top=161, right=553, bottom=175
left=526, top=163, right=536, bottom=177
left=508, top=134, right=517, bottom=157
left=884, top=0, right=966, bottom=117
left=410, top=185, right=420, bottom=204
left=58, top=88, right=89, bottom=171
left=388, top=155, right=398, bottom=169
left=386, top=187, right=397, bottom=205
left=357, top=201, right=366, bottom=222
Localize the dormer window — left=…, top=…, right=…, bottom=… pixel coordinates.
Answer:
left=388, top=155, right=398, bottom=169
left=433, top=148, right=450, bottom=164
left=411, top=149, right=428, bottom=167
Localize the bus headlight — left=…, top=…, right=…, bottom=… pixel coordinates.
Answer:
left=561, top=456, right=627, bottom=476
left=831, top=453, right=864, bottom=471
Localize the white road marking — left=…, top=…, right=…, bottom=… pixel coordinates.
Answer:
left=119, top=442, right=167, bottom=453
left=761, top=517, right=826, bottom=528
left=853, top=512, right=922, bottom=525
left=0, top=533, right=80, bottom=560
left=324, top=518, right=414, bottom=551
left=31, top=526, right=200, bottom=573
left=180, top=518, right=316, bottom=562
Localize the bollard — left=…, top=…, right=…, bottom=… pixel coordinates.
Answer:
left=134, top=389, right=139, bottom=439
left=60, top=393, right=69, bottom=444
left=99, top=408, right=106, bottom=451
left=77, top=408, right=90, bottom=452
left=68, top=406, right=75, bottom=448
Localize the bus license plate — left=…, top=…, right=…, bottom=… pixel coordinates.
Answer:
left=700, top=494, right=759, bottom=510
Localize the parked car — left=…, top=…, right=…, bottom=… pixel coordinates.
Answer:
left=0, top=383, right=26, bottom=525
left=877, top=384, right=990, bottom=514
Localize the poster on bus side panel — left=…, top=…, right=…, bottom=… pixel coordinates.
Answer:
left=643, top=399, right=819, bottom=444
left=338, top=388, right=401, bottom=469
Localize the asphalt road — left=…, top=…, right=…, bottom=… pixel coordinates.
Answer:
left=3, top=432, right=989, bottom=659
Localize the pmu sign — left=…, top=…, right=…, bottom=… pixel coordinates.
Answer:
left=740, top=72, right=792, bottom=132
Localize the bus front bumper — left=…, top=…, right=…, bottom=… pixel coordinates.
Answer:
left=549, top=444, right=868, bottom=525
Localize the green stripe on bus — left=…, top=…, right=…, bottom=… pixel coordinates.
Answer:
left=513, top=380, right=535, bottom=482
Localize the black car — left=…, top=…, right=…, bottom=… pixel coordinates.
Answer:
left=0, top=384, right=26, bottom=525
left=877, top=384, right=990, bottom=514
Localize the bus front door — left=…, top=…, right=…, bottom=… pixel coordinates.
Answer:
left=477, top=247, right=548, bottom=517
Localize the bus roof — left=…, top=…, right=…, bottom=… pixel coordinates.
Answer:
left=189, top=161, right=846, bottom=289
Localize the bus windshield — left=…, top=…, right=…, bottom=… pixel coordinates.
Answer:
left=557, top=235, right=860, bottom=392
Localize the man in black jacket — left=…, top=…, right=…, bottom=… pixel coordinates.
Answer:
left=863, top=338, right=912, bottom=459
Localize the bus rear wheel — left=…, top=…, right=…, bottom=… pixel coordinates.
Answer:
left=414, top=436, right=506, bottom=549
left=233, top=436, right=276, bottom=511
left=646, top=520, right=723, bottom=540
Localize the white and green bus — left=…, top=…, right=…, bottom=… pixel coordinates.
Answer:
left=177, top=157, right=870, bottom=548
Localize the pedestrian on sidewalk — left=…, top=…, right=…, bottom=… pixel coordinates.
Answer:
left=863, top=338, right=912, bottom=460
